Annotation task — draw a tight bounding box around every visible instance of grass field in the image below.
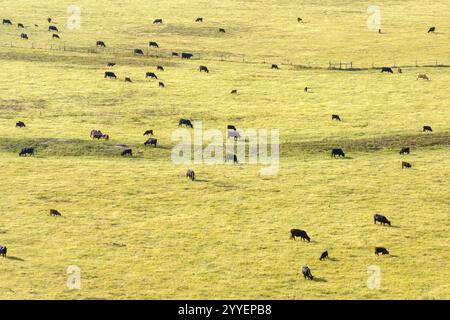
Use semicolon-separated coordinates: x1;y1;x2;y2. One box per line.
0;0;449;299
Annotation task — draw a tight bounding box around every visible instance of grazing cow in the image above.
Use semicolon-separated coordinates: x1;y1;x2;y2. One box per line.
331;148;345;158
181;52;193;59
121;149;132;157
399;147;410;155
423;125;433;132
290;229;311;242
226;153;238;164
332;114;341;121
153;19;163;24
428;26;435;33
230;89;237;94
219;28;226;33
374;214;391;226
90;129;102;138
50;209;62;217
49;25;58;32
0;246;7;258
149;41;159;48
19;147;34;156
402;161;412;169
319;251;329;261
156;65;164;71
297;17;303;23
227;130;241;140
375;247;389;256
134;49;144;56
96;41;106;47
2;19;12;25
107;62;116;67
199;65;209;73
104;71;117;79
52;34;60;39
302;266;314;280
227;125;236;131
159;82;165;88
172;52;179;57
271;64;279;69
146;72;158;79
195;17;203;22
417;73;430;80
20;33;28;40
381;67;393;73
144;138;157;147
179;119;193;128
18;23;24;28
16;121;26;128
92;131;109;140
186;169;195;181
47;18;52;23
143;130;154;136
125;77;132;83
304;87;308;92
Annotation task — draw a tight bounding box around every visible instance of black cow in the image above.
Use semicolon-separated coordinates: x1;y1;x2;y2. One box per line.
144;138;157;147
134;49;144;56
52;34;60;39
304;87;308;92
104;72;117;79
16;121;26;128
96;41;106;47
331;148;345;158
297;17;303;23
290;229;310;242
375;247;389;256
271;64;279;69
381;67;393;73
50;209;62;216
143;130;154;136
20;33;28;40
319;251;329;261
172;52;179;57
182;52;193;59
149;41;159;48
47;18;52;23
199;65;209;73
186;169;195;181
423;125;433;132
121;149;133;157
146;72;158;79
332;114;341;121
226;154;238;164
399;147;410;155
156;65;164;71
159;82;165;88
374;214;391;226
179;119;193;128
92;132;109;140
2;19;12;25
19;147;34;156
230;89;237;94
0;246;7;258
302;266;314;280
125;77;132;83
18;23;24;28
107;62;116;67
195;17;203;22
219;28;226;33
402;161;412;169
227;125;236;131
153;19;163;24
49;25;58;32
428;26;436;33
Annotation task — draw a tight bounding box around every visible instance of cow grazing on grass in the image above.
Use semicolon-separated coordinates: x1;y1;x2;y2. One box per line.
153;19;163;24
134;49;144;56
423;125;433;132
196;17;203;22
399;147;410;155
2;19;12;25
271;64;279;69
149;41;159;48
156;65;164;71
402;161;412;169
49;25;58;32
179;119;193;128
186;169;195;181
92;131;109;140
96;41;106;47
146;72;158;79
181;52;193;59
332;114;341;121
172;52;179;57
297;17;303;23
19;147;34;156
199;65;209;73
107;62;116;67
16;121;26;128
219;28;226;33
428;26;435;33
319;251;329;261
290;229;310;242
374;214;391;226
227;125;236;131
52;34;60;39
18;23;24;28
20;33;28;40
417;73;430;80
125;77;132;83
230;89;237;94
121;149;132;157
331;148;345;158
50;209;62;217
304;87;308;92
144;138;157;147
375;247;389;256
104;72;117;79
381;67;393;73
159;82;165;88
0;246;7;258
226;154;238;164
302;266;314;280
47;18;52;23
143;130;154;136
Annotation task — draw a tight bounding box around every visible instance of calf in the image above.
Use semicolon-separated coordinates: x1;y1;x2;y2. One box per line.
331;114;341;121
186;169;195;181
125;77;132;83
375;247;389;256
20;33;28;40
302;266;314;280
50;209;62;217
172;52;179;57
402;161;412;169
290;229;310;242
19;147;34;156
331;148;345;158
423;125;433;132
121;149;133;157
143;130;154;136
16;121;26;128
144;138;157;147
399;147;410;155
107;62;116;67
374;214;391;226
319;251;329;261
0;246;7;258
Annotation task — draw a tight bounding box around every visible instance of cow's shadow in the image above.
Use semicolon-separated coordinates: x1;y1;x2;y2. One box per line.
327;257;339;262
194;179;209;183
313;277;327;283
7;256;24;262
